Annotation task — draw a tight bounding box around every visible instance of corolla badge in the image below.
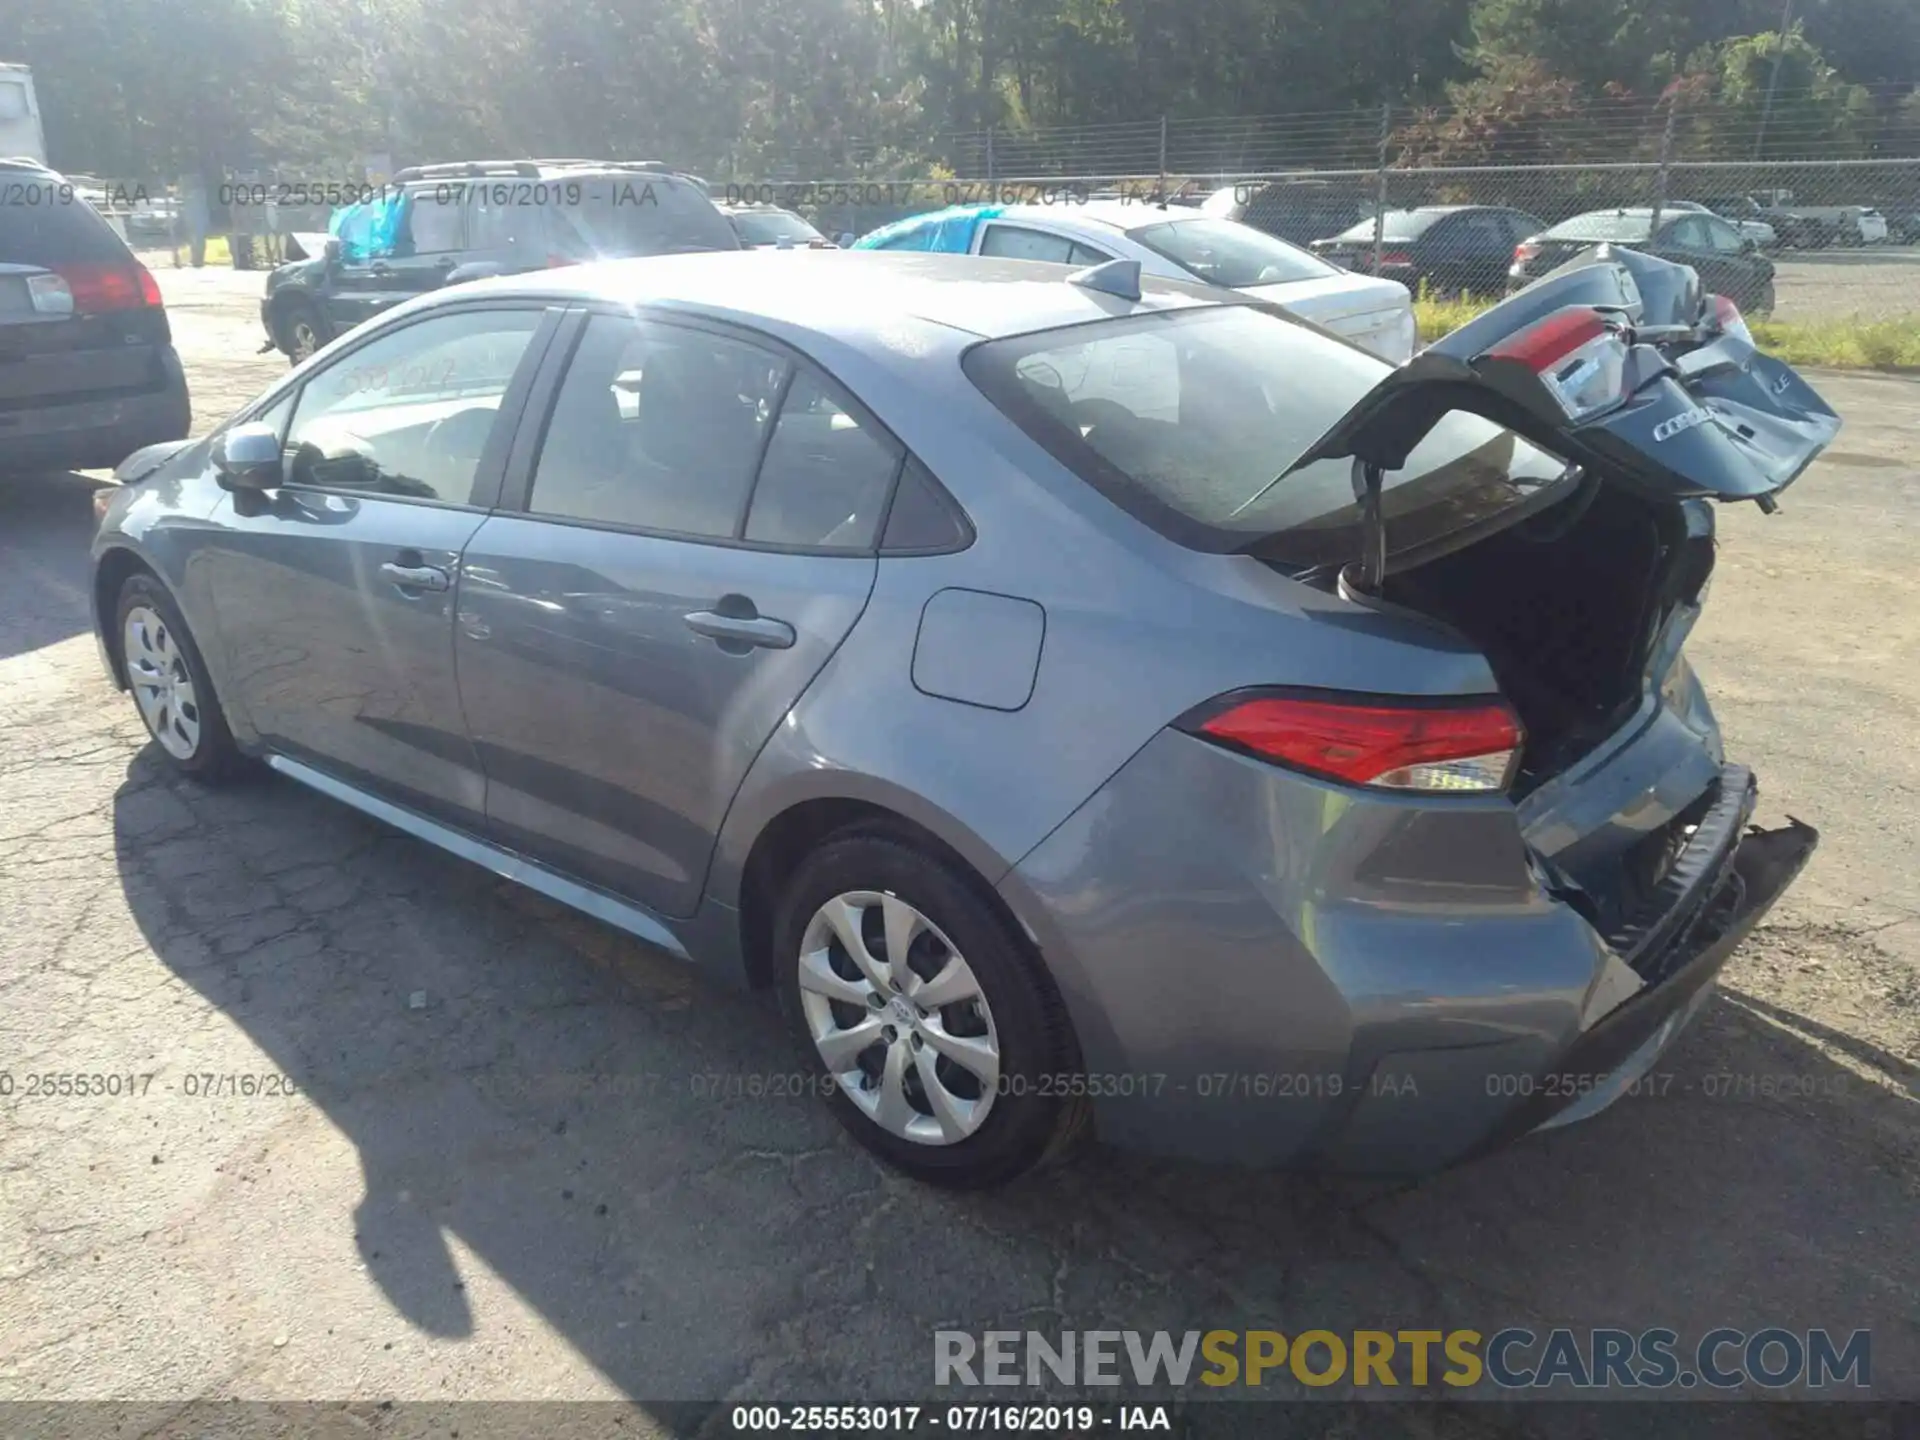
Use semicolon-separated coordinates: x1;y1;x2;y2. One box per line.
1652;407;1714;443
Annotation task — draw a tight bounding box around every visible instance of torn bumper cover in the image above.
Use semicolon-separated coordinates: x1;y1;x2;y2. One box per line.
1489;786;1818;1151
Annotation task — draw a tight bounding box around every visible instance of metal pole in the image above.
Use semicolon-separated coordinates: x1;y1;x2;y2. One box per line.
985;125;995;185
1754;0;1795;162
1652;94;1678;234
1158;115;1168;200
1373;102;1390;278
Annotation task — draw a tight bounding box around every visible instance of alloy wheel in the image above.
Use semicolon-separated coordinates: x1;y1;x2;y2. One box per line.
797;890;1000;1145
289;319;319;361
124;605;201;760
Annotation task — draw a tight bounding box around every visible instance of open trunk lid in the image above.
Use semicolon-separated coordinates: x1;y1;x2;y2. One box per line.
1283;245;1838;553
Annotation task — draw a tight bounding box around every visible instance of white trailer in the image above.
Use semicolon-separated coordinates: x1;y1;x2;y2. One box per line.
0;64;46;165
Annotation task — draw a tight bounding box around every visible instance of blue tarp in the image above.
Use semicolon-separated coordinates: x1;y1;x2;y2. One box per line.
851;205;1002;253
328;189;408;261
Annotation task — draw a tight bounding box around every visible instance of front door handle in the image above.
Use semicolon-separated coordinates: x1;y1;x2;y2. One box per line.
381;561;451;592
684;609;795;651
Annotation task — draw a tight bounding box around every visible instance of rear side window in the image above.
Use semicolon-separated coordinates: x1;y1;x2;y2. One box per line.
966;304;1568;566
1126;219;1334;287
405;190;465;254
0;183;132;266
552;178;740;258
528;313;788;537
744;370;902;550
1546;213;1655;243
1330;212;1440;244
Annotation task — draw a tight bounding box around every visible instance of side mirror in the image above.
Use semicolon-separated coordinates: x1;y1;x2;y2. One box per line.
212;421;283;490
322;235;342;268
1742;237;1758;254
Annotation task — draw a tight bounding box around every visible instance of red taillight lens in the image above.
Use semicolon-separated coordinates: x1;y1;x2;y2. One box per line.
1487;306;1630;422
1188;693;1524;793
1707;293;1752;347
1376;250;1414;268
52;262;156;312
1513;241;1541;265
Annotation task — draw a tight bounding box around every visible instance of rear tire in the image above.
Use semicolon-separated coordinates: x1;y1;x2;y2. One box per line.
1752;280;1777;318
774;830;1087;1188
114;573;243;783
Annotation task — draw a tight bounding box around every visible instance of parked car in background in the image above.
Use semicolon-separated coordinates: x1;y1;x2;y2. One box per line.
721;203;832;248
91;247;1825;1186
1887;208;1920;245
0;158;189;475
1850;207;1890;245
1667;200;1776;250
0;63;46;165
1197;179;1370;247
1511;208;1775;313
259;158;739;363
854;202;1416;361
1310;205;1546;296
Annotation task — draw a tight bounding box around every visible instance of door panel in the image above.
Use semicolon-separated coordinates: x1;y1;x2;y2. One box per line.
203;306;548;827
454;525;876;914
452;309;891;915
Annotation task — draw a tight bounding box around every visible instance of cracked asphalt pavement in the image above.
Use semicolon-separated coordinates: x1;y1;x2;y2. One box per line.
2;267;1917;1425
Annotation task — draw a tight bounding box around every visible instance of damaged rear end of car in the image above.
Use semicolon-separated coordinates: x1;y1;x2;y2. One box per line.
989;249;1825;1170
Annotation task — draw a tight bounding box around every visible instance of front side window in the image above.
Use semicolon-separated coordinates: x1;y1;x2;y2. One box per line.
551;178;740;259
528;314;789;538
1125;218;1335;287
282;309;540;501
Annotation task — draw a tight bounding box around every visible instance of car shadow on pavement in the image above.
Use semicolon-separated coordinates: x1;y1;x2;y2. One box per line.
0;470;110;662
109;746;1920;1406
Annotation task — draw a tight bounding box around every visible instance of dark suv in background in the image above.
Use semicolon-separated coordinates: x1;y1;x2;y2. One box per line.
1;158;191;474
260;159;739;361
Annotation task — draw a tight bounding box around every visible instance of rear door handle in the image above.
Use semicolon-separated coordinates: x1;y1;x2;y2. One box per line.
684;609;795;651
381;561;451;592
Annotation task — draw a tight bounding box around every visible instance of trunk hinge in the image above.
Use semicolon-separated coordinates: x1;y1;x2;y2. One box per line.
1350;457;1388;594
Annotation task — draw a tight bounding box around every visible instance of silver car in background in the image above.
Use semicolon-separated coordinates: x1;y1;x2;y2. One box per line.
93;249;1824;1187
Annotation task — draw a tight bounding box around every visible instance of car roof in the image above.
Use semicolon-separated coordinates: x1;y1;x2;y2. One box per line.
450;248;1229;341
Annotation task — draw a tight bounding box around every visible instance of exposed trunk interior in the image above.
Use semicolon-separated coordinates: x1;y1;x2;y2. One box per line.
1380;477;1713;791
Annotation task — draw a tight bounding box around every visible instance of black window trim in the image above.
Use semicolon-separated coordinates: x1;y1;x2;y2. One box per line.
223;299;564;513
495;301;973;557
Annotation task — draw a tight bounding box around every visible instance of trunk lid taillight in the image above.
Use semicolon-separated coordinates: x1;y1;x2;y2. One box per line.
1512;240;1541;266
1181;692;1524;794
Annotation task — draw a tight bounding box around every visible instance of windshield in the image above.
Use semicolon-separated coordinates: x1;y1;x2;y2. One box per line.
554;177;740;257
1327;211;1443;244
1126;218;1335;288
730;208;823;245
1546;212;1656;242
965;304;1570;567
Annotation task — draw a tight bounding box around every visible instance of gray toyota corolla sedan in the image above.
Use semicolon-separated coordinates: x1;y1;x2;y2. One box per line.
93;247;1827;1187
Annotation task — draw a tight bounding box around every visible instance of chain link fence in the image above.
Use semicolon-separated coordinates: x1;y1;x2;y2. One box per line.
728;87;1920;323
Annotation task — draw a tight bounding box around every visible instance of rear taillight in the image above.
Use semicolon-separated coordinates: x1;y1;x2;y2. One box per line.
1183;692;1524;794
49;261;160;313
1512;241;1541;266
1487;306;1630;423
1706;293;1752;347
1375;250;1414;268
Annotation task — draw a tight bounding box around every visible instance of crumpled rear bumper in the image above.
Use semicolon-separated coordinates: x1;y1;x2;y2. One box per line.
1481;810;1818;1151
999;727;1816;1172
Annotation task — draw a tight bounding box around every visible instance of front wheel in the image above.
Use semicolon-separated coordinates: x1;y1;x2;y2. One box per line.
273;296;330;365
115;572;243;781
774;831;1087;1187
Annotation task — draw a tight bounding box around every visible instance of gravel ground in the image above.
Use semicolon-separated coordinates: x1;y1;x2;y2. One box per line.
1770;247;1920;322
1;267;1916;1428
